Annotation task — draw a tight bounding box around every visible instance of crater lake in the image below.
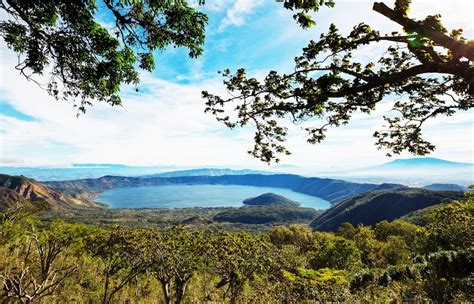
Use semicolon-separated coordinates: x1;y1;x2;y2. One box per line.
95;184;330;209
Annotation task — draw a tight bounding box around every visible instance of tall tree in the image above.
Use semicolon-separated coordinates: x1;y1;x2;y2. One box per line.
0;0;207;112
209;232;272;304
0;221;90;304
84;226;153;304
149;227;206;304
203;0;473;162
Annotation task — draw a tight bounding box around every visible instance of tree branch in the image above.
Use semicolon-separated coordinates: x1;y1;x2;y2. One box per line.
372;2;474;61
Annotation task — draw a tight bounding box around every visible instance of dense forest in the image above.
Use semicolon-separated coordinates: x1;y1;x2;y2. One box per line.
1;190;473;303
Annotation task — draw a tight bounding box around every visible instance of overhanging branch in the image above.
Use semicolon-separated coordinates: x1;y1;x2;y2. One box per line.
373;2;474;61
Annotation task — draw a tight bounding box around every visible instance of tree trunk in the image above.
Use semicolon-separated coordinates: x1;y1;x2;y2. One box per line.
159;279;172;304
102;273;110;304
174;279;188;304
229;281;240;304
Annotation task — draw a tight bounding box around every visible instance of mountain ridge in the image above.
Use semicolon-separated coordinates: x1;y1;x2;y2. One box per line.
422;183;467;191
142;168;275;178
0;174;102;210
310;188;465;231
375;157;473;169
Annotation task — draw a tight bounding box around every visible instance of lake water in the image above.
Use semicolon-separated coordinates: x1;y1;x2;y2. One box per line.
95;184;330;210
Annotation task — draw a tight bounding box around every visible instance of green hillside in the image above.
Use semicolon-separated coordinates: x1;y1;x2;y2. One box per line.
213;204;319;224
311;188;465;231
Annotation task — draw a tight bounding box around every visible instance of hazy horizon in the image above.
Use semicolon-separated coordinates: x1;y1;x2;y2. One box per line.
1;157;473;186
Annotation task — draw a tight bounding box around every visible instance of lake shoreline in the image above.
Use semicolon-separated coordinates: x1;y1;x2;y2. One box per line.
94;184;331;210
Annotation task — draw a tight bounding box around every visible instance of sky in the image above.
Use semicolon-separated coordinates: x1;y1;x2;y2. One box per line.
0;0;473;170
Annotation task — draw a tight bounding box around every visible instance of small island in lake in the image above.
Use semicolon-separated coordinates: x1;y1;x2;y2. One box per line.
243;193;300;206
213;193;317;225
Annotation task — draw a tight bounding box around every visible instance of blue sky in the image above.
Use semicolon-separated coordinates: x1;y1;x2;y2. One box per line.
0;101;38;122
0;0;473;169
143;0;318;85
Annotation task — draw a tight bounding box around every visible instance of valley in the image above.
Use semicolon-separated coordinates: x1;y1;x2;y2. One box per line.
0;169;469;231
44;173;378;204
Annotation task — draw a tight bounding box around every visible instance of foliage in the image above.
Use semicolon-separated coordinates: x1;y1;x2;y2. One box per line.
204;1;474;162
0;0;207;112
310;234;362;271
353;225;382;266
422;248;474;302
278;0;335;29
0;219;92;303
84;226;153;304
280;267;350;301
268;224;315;250
427;196;474;251
207;231;273;304
148;227;207;304
1;197;473;302
336;222;356;239
375;219;427;254
380;235;411;265
375;219;421;242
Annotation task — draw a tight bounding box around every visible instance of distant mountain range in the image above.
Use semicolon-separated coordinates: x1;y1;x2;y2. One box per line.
1;156;470;219
2;157;472;185
142;168;274;178
0;166;277;181
71;163;130;168
325;157;473;186
374;157;473;169
0;165;181;181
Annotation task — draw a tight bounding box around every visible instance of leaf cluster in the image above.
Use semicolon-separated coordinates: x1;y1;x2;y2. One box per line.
0;0;207;112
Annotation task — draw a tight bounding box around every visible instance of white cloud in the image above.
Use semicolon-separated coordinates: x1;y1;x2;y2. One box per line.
0;46;263;167
218;0;263;31
203;0;228;12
